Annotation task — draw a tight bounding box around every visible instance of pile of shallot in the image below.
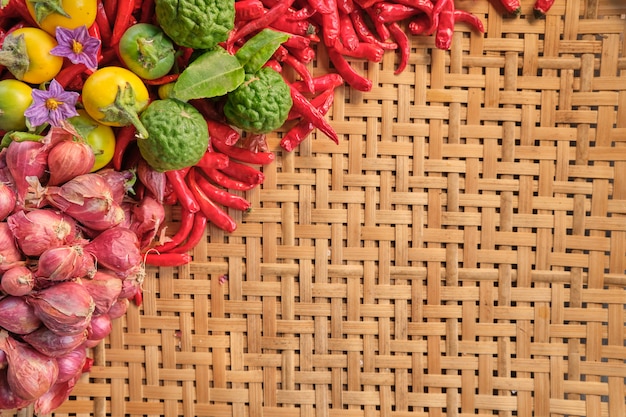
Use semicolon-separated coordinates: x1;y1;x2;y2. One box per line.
0;126;166;413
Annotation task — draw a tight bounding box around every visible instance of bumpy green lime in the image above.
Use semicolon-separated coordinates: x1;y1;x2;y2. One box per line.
223;67;292;134
155;0;234;50
138;99;208;172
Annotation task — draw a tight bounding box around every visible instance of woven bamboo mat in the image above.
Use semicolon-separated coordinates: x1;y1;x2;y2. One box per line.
14;0;626;416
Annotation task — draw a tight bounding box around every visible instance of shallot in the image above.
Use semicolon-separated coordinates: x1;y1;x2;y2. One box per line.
0;331;59;401
36;245;94;282
4;140;49;207
0;264;33;296
0;222;24;271
27;281;95;336
85;226;142;273
22;327;87;358
6;209;78;257
47;139;96;186
0;183;16;221
0;296;42;335
45;173;126;231
81;270;124;315
55;347;88;383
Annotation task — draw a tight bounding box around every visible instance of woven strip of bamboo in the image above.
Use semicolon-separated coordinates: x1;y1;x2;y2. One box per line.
13;0;626;416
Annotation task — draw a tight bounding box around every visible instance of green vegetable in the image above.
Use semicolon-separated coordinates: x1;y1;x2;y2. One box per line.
118;23;176;80
235;29;289;74
223;67;292;134
154;0;234;49
172;47;244;102
137;98;209;172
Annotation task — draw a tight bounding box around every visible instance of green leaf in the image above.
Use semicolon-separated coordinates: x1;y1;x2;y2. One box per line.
172;47;245;102
235;29;289;74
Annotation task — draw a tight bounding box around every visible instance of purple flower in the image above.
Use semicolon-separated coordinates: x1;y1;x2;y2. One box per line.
24;80;79;128
50;25;100;70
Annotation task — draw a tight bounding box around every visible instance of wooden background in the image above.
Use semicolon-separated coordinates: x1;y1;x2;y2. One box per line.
14;0;626;415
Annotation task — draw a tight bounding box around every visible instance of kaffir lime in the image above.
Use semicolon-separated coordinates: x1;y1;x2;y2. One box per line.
137;98;208;172
223;67;292;134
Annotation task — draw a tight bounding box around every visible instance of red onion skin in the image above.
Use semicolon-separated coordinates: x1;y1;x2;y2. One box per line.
35;245;95;282
84;226;142;273
1;264;34;296
27;281;95;336
6;209;79;257
22;327;87;358
55;347;87;383
0;332;59;401
129;195;166;250
0;295;42;334
137;158;166;203
0;222;24;272
46;173;126;231
81;270;123;315
47;140;95;186
96;168;136;205
87;313;112;342
0;368;31;410
107;297;129;320
34;377;78;415
5;140;49;208
0;183;16;221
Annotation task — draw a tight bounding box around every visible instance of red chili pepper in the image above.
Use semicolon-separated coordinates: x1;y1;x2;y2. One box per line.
281;88;335;152
349;9;398;50
306;0;333;14
235;0;266;20
170;211;208;253
112;125;136;171
284;45;316;64
533;0;555;18
187;170;238;233
386;0;433;16
321;0;341;48
229;0;295;48
139;0;155;23
270;17;313;37
287;86;336;120
339;11;360;51
280;50;315;93
498;0;521;16
96;0;113;47
132;289;143;306
372;2;423;22
326;46;373;92
143;73;179;85
206;120;240;146
144;252;193;267
332;40;385;62
201;167;259;191
196;151;230;170
104;0;118;23
211;136;276;165
283;33;312;50
193;168;252;212
353;0;379;8
219;160;265;186
454;10;484;33
337;0;354;14
264;58;283;72
2;0;36;26
289;83;340;142
111;0;135;45
435;0;455;50
364;6;391;41
290;73;344;94
56;63;88;88
408;13;431;35
285;4;316;20
388;22;409;75
152;209;195;253
165;169;200;214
